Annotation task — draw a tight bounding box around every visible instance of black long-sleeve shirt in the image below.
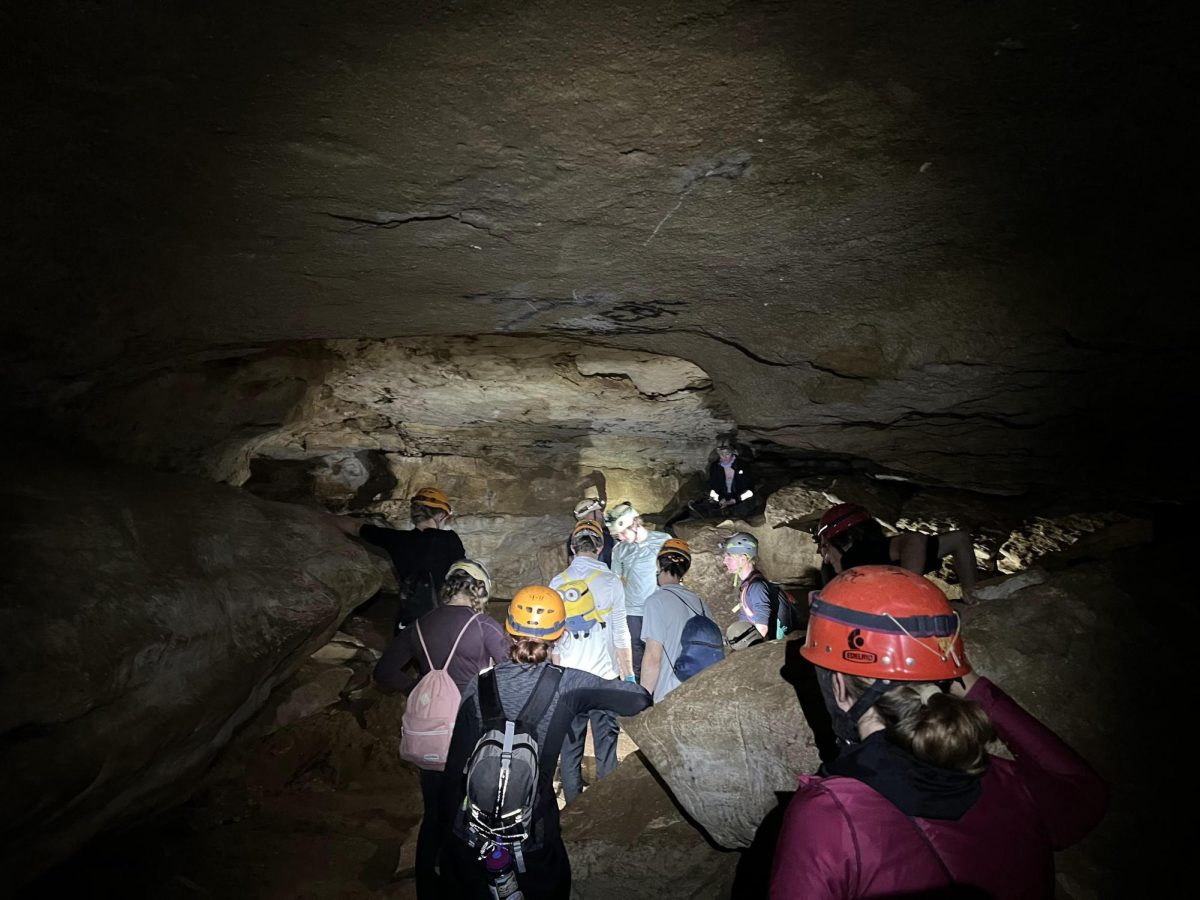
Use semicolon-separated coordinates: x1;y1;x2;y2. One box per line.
358;523;466;590
440;662;651;850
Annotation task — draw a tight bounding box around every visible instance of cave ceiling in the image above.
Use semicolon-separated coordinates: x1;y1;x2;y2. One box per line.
3;0;1191;499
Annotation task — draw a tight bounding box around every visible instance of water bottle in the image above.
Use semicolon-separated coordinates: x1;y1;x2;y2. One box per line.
484;845;525;900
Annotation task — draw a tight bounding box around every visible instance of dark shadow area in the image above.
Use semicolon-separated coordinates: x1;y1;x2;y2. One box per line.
779;637;840;767
731;789;794;898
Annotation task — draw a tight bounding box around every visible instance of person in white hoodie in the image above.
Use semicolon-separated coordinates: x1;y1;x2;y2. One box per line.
549;519;634;803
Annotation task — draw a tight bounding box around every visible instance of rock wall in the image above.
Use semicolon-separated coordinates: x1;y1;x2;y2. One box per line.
0;451;382;892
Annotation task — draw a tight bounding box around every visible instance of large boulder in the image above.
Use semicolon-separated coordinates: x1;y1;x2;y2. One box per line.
622;638;821;849
0;452;382;892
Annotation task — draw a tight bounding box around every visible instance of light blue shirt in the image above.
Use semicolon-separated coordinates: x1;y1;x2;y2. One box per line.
611;530;670;616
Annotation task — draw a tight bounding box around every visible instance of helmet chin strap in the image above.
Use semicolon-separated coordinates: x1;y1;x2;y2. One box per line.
844;679;893;734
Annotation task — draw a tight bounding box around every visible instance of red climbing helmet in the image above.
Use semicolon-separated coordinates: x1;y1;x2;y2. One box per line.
816;502;871;545
801;566;969;681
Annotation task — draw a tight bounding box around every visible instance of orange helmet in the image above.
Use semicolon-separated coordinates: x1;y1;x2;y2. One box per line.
801;566;968;681
816;502;870;546
506;585;566;641
411;486;453;516
571;519;604;544
657;538;692;565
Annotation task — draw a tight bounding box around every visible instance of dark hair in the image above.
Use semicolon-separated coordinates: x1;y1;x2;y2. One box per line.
845;675;994;776
508;638;551;665
439;569;489;612
571;532;603;555
657;555;691;579
829;518;886;553
410;503;444;526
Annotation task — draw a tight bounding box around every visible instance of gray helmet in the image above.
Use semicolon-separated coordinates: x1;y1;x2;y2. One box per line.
573;497;606;519
726;620;763;651
719;531;758;557
606;501;639;533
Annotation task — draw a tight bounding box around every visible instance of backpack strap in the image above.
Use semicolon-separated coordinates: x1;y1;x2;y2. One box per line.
443;612;482;671
663;585;706;620
661;586;709;678
515;664;563;731
739;571;764;617
478;667;504;727
740;572;786;638
415;612;482;672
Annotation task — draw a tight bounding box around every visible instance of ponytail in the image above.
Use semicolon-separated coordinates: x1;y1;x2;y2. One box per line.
509;638;552;665
846;676;993;775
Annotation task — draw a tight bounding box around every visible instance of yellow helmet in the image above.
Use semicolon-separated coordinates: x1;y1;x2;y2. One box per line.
411;486;453;516
506;586;566;641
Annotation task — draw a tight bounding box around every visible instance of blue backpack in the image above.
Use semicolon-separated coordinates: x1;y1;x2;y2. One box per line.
664;587;725;682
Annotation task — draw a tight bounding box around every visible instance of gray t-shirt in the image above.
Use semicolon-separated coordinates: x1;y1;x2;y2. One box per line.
640;584;715;703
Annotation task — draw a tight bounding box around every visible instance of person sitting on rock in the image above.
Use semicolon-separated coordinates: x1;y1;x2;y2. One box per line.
640;539;719;702
665;435;758;532
372;560;508;899
771;566;1107;899
608;501;671;679
695;435;758;518
815;502;980;603
335;486;466;628
564;496;614;567
721;531;772;642
440;586;651;900
549;519;633;804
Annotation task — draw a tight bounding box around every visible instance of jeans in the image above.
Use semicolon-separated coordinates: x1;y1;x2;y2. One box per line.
559;707;620;803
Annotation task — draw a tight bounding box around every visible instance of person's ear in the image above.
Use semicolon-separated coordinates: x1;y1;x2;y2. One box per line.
833;672;852;711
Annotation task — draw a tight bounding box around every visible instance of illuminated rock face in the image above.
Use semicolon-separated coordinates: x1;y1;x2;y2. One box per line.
0;452;382;893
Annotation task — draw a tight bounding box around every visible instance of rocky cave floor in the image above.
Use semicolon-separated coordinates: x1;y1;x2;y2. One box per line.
20;600;652;900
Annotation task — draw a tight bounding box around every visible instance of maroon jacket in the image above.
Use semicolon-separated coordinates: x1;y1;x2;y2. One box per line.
770;677;1108;899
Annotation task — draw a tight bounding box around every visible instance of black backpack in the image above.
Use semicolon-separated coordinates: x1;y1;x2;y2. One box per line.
460;665;563;870
663;587;724;682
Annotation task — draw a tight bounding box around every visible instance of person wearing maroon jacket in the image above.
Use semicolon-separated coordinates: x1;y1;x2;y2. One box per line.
771;566;1107;900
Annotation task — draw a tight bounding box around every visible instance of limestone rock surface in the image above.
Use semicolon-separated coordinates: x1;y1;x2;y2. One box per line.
563;751;737;900
0;452;382;892
622;638;820;849
6;2;1191;501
